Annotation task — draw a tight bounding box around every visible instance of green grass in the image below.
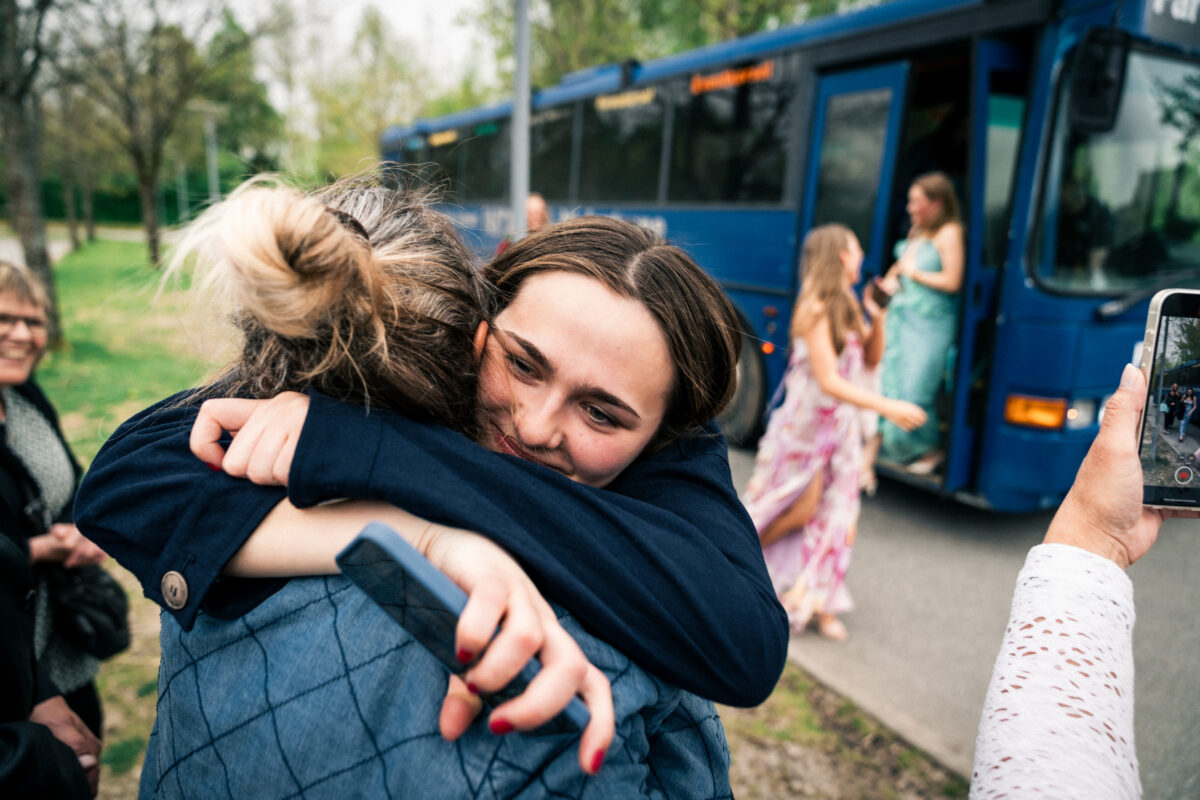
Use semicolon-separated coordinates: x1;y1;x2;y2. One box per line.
99;735;147;775
34;238;218;798
37;240;215;463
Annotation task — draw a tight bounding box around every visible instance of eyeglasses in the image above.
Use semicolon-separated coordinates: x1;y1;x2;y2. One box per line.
0;313;48;336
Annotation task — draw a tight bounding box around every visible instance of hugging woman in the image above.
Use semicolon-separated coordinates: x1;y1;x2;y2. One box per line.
75;175;788;798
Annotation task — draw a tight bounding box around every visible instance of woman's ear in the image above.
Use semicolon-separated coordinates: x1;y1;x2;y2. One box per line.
473;321;489;364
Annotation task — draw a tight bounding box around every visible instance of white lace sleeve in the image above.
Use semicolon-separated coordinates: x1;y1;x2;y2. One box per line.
971;543;1140;799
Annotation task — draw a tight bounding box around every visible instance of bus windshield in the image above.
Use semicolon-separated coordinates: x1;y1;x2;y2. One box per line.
1036;49;1200;293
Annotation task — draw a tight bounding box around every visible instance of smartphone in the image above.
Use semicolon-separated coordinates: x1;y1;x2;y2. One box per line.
336;522;590;733
1138;288;1200;508
868;277;893;308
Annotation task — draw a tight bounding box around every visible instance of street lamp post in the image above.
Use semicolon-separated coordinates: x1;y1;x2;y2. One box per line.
510;0;531;240
185;99;227;203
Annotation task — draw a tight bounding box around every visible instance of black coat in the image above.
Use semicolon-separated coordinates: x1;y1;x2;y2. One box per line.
0;380;89;797
0;526;89;798
0;380;83;547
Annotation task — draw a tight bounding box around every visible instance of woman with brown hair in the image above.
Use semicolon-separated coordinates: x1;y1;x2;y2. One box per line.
76;178;786;797
877;171;965;474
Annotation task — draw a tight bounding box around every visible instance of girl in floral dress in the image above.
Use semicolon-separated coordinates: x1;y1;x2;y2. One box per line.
744;225;925;640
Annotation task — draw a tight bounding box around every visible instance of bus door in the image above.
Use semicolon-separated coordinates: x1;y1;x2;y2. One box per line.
944;39;1031;493
799;62;910;285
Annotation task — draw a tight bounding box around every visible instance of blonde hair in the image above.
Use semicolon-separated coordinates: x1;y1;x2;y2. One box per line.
789;224;864;353
0;260;51;311
169;174;486;433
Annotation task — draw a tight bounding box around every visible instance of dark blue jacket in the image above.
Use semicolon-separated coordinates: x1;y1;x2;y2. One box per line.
75;390;788;707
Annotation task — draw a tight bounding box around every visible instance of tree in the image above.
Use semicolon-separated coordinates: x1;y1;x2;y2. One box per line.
204;10;282;173
61;1;255;266
477;0;827;89
0;0;60;336
309;5;429;178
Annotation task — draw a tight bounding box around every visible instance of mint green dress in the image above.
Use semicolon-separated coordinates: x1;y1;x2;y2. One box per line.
880;238;958;463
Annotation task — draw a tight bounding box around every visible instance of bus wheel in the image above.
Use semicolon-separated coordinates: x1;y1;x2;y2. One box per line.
717;333;766;447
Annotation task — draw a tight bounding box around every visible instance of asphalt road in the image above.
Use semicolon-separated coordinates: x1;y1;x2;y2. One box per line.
727;447;1200;798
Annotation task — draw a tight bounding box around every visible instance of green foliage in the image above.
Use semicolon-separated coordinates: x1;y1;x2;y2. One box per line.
199;11;284;173
1167;317;1200;369
310;5;429;178
477;0;845;90
37;240;213;463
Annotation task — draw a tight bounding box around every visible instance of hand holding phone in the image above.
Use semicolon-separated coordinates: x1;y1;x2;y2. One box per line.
868;276;893;309
1138;289;1200;509
336;523;592;733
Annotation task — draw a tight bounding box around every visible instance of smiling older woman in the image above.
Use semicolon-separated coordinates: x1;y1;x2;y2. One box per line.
0;260;106;791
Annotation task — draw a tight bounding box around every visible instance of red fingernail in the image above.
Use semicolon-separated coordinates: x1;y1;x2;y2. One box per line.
591;749;606;774
206;462;222;472
466;682;479;695
456;648;474;664
489;718;513;735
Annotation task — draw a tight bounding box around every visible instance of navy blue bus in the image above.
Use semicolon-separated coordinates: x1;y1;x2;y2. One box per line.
381;0;1200;511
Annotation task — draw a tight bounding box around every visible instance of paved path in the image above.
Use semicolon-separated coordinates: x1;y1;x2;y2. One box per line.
728;446;1200;798
0;238;72;266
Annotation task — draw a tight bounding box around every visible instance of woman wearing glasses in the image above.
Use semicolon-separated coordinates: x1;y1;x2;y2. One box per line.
0;261;107;791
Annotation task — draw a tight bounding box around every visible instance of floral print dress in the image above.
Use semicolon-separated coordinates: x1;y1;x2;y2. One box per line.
743;333;864;632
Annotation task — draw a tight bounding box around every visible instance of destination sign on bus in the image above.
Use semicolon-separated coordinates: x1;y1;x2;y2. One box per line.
690;59;774;95
1145;0;1200;48
428;129;458;147
594;87;657;112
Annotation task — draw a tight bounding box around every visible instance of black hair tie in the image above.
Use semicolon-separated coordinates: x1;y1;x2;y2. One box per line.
328;207;370;244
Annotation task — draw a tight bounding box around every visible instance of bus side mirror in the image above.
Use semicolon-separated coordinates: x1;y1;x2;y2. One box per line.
1068;28;1131;134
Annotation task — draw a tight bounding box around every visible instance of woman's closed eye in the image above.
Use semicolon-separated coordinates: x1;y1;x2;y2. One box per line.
506;353;539;380
584;404;619;428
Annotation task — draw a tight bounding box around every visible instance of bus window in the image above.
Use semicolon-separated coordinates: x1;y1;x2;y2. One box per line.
578;87;663;202
810;87;894;247
530;105;574;201
459;120;509;201
427;129;464;197
668;59;792;204
1036;50;1200;293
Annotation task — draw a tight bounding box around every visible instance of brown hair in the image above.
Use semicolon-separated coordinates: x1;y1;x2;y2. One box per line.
911;171;962;235
789;224;864;353
0;260;51;312
168;174;485;434
483;216;741;447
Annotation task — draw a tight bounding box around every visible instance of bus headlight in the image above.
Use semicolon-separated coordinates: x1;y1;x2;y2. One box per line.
1065;399;1097;430
1004;395;1067;429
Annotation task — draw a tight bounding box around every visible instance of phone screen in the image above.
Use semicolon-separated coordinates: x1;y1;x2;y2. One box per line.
1140;289;1200;507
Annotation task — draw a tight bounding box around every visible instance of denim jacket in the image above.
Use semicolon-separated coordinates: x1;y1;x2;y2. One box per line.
141;575;732;800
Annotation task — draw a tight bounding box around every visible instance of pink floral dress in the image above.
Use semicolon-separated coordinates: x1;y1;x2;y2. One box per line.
743;333;864;632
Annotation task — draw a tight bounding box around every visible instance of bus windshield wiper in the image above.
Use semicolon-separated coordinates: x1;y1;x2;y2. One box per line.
1095;267;1200;320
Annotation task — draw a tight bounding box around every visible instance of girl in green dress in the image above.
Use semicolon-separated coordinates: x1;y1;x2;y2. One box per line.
877;172;964;474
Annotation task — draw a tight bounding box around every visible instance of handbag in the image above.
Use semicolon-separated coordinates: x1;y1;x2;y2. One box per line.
45;564;131;659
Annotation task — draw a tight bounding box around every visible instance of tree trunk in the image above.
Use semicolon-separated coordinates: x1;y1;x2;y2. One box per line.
63;174;80;251
80;161;96;242
137;174;161;267
1;91;62;343
60;94;81;251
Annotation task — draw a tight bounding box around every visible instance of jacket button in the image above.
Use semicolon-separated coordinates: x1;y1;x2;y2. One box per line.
161;571;189;610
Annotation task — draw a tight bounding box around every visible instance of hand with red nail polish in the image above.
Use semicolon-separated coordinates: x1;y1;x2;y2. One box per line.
426;528;615;773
